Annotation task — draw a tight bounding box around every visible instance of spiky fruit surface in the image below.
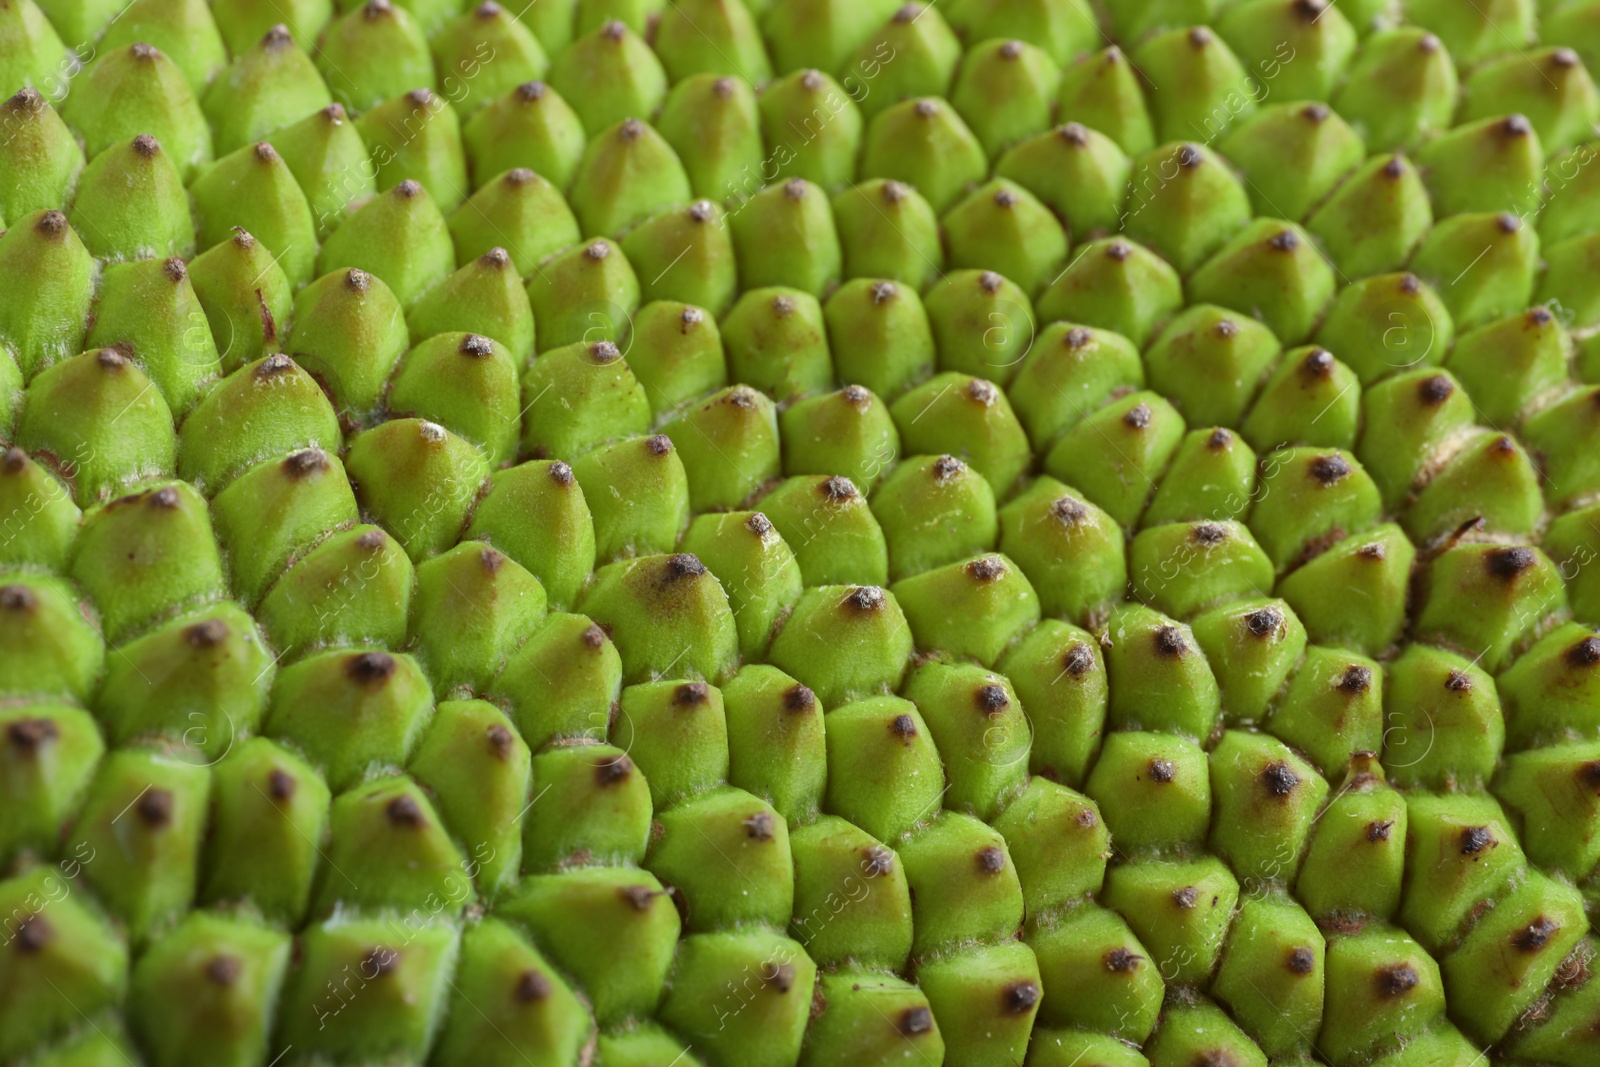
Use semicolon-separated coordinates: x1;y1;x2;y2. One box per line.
1;3;1599;1066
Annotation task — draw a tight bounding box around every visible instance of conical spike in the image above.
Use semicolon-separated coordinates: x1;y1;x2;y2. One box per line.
463;79;588;193
315;0;435;113
64;43;212;180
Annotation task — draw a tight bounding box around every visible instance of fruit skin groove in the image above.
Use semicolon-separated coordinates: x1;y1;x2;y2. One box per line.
1;2;1599;1066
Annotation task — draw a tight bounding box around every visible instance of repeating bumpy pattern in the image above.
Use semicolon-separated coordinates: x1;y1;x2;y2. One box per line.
2;0;1600;1064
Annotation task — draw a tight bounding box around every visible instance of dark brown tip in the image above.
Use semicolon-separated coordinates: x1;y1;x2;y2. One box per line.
1445;670;1473;693
890;712;918;739
914;98;939;118
1301;102;1330;123
1003;980;1039;1014
1063;644;1095;677
1106;241;1131;261
847;586;886;612
620;117;644;141
485;723;514;759
1567;635;1600;667
6;717;58;752
346;651;397;685
1376;963;1420;998
862;846;894;876
743;811;776;841
1244;607;1282;637
821;476;858;502
1302;349;1335;379
664;554;706;583
547;460;574;486
1268;229;1300;253
1262;761;1301;797
582;623;606;649
360;946;398;975
1367;819;1394;842
6;86;44;112
184;618;227;649
965;556;1005;582
267;768;295;801
1502;114;1531;137
975;684;1009;715
0;447;23;474
711;76;735;99
1192;523;1227;546
394;179;422;200
1486;546;1536;580
993;186;1018;208
646;434;673;456
150;486;181;510
205;955;242;986
897;1006;934;1035
620;884;656;911
595;754;633;786
601;19;626;40
1459;826;1496;855
137;788;173;828
1105;947;1142;973
1340;665;1373;693
1172;885;1199;909
514;968;551;1002
1154;626;1186;656
1123;403;1151;429
932;455;965;480
977;271;1003;294
1382;156;1406;179
784;685;816;713
1188;26;1212;46
386;793;423;826
14;914;51;953
1143;754;1179;784
1512;916;1560;953
745;512;774;538
1309;454;1351;485
966;378;998;404
976;845;1006;874
1418;374;1454;405
673;681;710;706
459;334;494;358
1496;212;1520;234
1419;33;1441;53
0;584;37;612
1059;121;1089;145
1287;947;1316;975
38;209;72;238
355;529;387;551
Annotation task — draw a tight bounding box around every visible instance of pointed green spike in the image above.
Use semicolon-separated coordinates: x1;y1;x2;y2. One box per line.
1056;45;1154;156
658;930;816;1067
431;918;593;1065
654;0;770;84
525;237;639;352
268;104;374;239
176;355;341;493
729;179;841;296
69;481;223;643
596;1023;707;1067
1291;754;1404;919
1129;520;1274;619
997;477;1125;623
406;698;530;892
0;867;127;1062
466;460;596;609
949;37;1060;159
316;0;435;112
129;912;291;1067
0;209;93;378
462;80;586;192
721;286;833;400
1132;26;1255;145
355;88;469;211
1305;152;1433;278
899;811;1024;954
1240;346;1361;452
1219;102;1364;221
1145;997;1267;1067
344;418;491;560
890;373;1032;494
1250;447;1380;570
202;24;330;156
622;300;726;415
17;348;176;506
1315;272;1452;386
0;575;103;702
519;340;650;459
316;179;455;307
790;821;912;972
1218;0;1357;101
843;3;962;122
608;678;729;802
859;96;989;213
64;43;212;179
521;741;650;868
211;448;359;605
1043;391;1187;527
275;916;459;1062
1538;232;1600;328
407;248;537;364
1029;1031;1149;1067
285;267;410;418
1499;623;1600;749
768;588;913;708
1143;426;1257;526
448;167;579;277
1445;306;1568;425
942;180;1068;297
1544;503;1600;623
659;388;784;508
491;611;620;747
1333;28;1459;153
573;0;666;38
95;603;273;760
1188;220;1337;345
84;258;217;418
1102;602;1222;737
996;122;1130;242
646;785;793;929
830;180;943;290
655;74;762;204
916;942;1042;1067
1145;304;1280;428
1036;238;1183;348
0;702;102;866
619;201;736;315
254;523;414;655
569;118;693;238
1263;646;1382;777
1416;113;1544;218
1276;522;1414;655
570;435;690;560
0;89;84;222
759;474;887;585
1523;384;1600;509
1408;0;1532;66
820;699;941;837
1398;793;1524;956
680;511;801;660
67;749;211;942
1462;47;1600;155
761;0;886;75
900;661;1029;817
822;278;935;399
264;649;431;789
190;141;317;287
870;453;997;581
0;0;70;104
389;333;522;466
1106;0;1219;40
892;553;1041;665
1008;322;1144;448
946;0;1097;66
548;20;667;134
1026;905;1163;1042
1403;430;1543;543
210;0;333;54
779;385;897;489
69;135;195;261
993;776;1106;917
1103;856;1240;984
759;68;863;191
1416;541;1565;675
0;448;81;570
920;269;1033;383
431;3;549;118
1211;729;1330;880
1190;597;1306;723
1121;141;1252;274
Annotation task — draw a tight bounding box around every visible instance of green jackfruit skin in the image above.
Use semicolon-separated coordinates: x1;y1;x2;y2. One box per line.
3;4;1600;1066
